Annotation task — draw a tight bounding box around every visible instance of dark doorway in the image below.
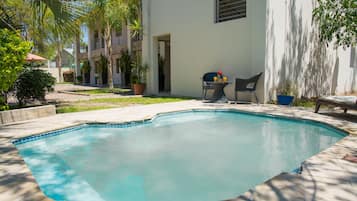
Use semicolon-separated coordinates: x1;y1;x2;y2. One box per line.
100;55;108;85
158;35;171;93
102;65;108;85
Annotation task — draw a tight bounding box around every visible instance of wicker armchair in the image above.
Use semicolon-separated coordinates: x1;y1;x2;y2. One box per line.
234;72;262;103
201;72;218;99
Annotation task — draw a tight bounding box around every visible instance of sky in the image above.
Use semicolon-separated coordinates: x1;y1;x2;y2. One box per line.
81;25;89;45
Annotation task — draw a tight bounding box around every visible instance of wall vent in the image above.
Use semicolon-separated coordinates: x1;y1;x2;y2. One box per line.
215;0;246;23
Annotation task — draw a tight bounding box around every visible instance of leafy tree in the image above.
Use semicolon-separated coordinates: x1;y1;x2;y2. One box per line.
86;0;141;89
14;68;56;105
26;1;87;81
1;0;88;76
0;28;31;107
0;2;24;30
43;13;80;82
0;0;87;34
313;0;357;47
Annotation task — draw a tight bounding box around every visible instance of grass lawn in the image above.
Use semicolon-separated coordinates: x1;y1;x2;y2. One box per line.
57;82;74;85
56;96;191;113
74;88;132;95
293;99;316;108
269;98;317;108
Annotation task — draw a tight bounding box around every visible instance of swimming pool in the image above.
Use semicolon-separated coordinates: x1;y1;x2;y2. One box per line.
15;110;345;201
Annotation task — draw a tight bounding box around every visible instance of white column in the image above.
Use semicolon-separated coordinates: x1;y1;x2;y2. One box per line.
142;0;158;94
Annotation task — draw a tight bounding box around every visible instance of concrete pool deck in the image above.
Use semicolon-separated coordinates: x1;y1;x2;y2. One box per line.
0;100;356;201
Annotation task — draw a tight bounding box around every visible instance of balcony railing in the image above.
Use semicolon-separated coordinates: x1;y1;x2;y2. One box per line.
132;33;143;42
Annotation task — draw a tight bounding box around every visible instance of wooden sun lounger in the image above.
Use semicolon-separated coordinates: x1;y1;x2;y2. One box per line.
315;96;357;113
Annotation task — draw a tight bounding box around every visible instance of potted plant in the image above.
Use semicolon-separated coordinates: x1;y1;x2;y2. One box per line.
131;62;149;95
277;82;296;105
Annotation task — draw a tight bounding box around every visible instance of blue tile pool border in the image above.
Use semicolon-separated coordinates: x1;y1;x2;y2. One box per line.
12;109;348;146
12;124;88;145
12;120;152;145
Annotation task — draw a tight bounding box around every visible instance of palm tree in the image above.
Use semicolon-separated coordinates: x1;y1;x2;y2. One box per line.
30;1;87;82
1;0;88;82
2;0;141;86
29;0;88;35
45;19;78;82
86;0;140;89
1;0;87;33
0;4;21;30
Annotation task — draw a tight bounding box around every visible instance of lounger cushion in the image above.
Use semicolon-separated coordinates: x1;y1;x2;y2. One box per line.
319;96;357;107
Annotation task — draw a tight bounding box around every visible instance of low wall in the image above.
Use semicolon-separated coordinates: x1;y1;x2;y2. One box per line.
0;105;56;125
39;67;72;83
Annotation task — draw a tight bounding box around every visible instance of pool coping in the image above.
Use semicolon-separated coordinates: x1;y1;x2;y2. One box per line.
12;108;348;145
1;101;357;201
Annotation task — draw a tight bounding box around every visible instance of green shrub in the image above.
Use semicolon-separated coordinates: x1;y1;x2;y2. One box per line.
76;75;83;83
276;82;297;96
293;98;316;108
15;69;56;105
131;62;149;84
313;0;356;48
0;96;9;111
0;29;32;108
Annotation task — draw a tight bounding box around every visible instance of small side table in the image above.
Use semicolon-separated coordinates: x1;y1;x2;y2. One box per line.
206;81;231;103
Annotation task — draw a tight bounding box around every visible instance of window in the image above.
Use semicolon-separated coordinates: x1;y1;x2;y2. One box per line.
115;28;122;37
94;30;99;49
215;0;246;23
116;58;120;74
94;30;99;39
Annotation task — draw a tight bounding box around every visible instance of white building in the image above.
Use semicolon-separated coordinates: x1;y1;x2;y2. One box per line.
79;25;142;87
141;0;357;102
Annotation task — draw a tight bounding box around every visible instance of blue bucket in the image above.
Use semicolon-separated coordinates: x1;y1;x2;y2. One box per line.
277;95;294;105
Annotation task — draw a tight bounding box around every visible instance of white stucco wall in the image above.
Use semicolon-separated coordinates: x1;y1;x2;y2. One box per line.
265;0;357;101
40;67;72;83
142;0;267;100
143;0;356;101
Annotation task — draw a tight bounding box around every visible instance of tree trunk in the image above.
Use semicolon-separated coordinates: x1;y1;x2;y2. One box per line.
56;47;63;83
126;19;132;53
104;22;114;89
74;32;81;83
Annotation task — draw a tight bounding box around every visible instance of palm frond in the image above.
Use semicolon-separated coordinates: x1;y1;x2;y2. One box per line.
0;4;23;31
29;0;90;37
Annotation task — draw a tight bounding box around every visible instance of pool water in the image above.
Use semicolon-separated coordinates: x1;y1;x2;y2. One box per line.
16;111;345;201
